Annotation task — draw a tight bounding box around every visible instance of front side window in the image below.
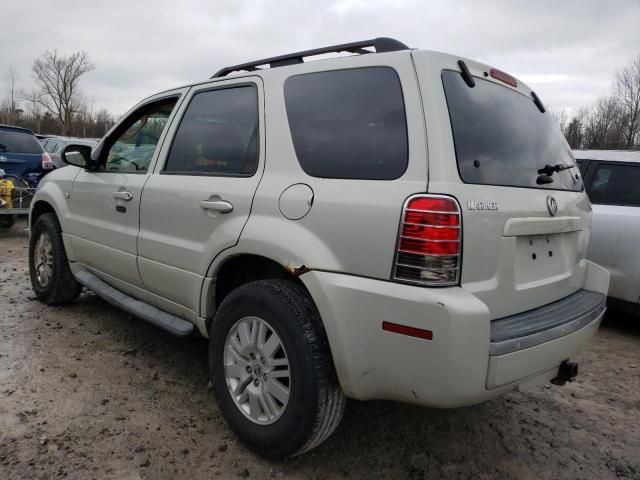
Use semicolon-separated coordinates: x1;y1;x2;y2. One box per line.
589;163;640;206
103;99;177;172
284;67;408;180
442;71;582;192
164;86;259;175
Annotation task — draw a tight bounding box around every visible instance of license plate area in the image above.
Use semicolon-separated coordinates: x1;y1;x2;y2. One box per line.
514;234;575;286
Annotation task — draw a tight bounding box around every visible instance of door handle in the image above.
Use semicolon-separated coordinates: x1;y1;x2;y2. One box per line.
113;190;133;201
199;200;233;213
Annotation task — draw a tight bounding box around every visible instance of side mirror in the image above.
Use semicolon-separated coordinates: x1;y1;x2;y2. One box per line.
61;144;94;169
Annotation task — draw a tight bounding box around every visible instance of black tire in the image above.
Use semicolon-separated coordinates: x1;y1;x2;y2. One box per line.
29;213;82;305
0;215;16;229
209;279;346;459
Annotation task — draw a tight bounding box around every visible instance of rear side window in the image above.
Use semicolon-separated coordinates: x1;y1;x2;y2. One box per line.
0;129;43;154
164;86;259;176
589;163;640;206
284;67;408;180
442;71;582;192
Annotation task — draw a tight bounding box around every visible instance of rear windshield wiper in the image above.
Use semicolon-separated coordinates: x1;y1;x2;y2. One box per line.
536;163;575;185
537;163;575;176
0;143;7;151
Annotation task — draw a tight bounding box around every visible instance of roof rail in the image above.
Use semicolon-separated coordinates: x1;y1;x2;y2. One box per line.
211;37;409;78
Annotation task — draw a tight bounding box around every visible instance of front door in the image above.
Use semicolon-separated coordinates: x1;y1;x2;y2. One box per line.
137;77;264;313
67;93;184;288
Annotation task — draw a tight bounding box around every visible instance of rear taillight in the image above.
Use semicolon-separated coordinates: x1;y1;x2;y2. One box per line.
42;152;53;170
393;194;462;286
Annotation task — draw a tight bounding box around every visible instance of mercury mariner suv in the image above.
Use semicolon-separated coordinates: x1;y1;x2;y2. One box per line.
28;38;610;458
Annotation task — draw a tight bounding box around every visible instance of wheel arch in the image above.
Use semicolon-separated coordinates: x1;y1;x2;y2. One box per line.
30;200;58;229
202;253;313;333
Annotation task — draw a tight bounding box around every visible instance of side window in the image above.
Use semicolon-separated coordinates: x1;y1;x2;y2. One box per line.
103;98;177;172
44;140;59;154
589;163;640;206
576;159;588;176
284;67;408;180
164;86;259;175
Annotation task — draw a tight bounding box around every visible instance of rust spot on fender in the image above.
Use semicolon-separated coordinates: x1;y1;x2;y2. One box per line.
286;264;311;277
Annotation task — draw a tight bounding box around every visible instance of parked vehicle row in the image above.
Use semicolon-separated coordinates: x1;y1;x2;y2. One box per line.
27;38;610;458
0;128;98;229
0;125;53;228
40;136;98;169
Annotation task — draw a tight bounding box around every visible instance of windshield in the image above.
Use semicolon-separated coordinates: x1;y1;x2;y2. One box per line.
442;70;582;192
0;129;43;154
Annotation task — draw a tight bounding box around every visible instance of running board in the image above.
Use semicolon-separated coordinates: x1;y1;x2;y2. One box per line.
74;270;194;337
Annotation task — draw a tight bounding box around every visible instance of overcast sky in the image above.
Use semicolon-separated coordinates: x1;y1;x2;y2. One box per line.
2;0;639;117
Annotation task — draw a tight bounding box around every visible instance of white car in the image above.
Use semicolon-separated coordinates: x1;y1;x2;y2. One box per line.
574;150;640;315
27;38;609;458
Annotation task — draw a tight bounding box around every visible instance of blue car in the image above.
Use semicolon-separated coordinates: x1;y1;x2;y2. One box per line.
0;124;53;181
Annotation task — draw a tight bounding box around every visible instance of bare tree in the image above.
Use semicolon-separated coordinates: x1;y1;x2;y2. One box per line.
31;50;95;135
550;107;569;133
20;88;43;133
615;54;640;148
1;66;19;124
564;108;589;149
583;95;626;149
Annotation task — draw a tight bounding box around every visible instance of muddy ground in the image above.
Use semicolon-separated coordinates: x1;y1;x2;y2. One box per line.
0;219;639;480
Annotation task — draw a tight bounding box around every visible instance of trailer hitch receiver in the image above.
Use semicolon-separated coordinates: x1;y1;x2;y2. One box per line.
551;360;579;386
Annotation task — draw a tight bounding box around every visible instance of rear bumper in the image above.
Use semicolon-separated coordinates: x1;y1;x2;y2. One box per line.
301;260;609;408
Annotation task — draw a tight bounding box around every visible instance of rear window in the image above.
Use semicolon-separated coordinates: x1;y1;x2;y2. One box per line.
588;163;640;207
284;67;408;180
442;71;582;192
0;129;43;154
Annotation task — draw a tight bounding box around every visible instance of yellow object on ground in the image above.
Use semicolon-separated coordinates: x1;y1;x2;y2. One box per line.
0;178;14;209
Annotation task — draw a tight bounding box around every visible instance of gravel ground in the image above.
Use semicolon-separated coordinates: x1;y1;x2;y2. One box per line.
1;219;639;480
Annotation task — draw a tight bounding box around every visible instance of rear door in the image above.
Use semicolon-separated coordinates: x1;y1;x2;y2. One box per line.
137;77;264;312
0;128;43;177
585;161;640;303
413;51;591;319
67;92;185;289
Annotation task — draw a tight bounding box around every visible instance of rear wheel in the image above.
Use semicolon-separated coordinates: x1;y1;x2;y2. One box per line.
209;279;346;458
29;213;82;304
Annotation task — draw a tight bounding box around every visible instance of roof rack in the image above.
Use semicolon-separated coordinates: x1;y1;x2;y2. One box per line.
211;37;409;78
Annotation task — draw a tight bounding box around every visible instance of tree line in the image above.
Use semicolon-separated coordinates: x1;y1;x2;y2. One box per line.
0;50;115;139
553;53;640;151
3;49;639;149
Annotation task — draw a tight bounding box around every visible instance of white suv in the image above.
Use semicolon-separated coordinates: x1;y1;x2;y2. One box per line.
28;38;609;458
574;149;640;315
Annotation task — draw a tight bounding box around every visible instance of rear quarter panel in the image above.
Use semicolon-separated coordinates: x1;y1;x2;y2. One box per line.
218;51;428;280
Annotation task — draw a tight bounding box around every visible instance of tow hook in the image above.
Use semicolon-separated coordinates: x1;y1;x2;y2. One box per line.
551;360;579;386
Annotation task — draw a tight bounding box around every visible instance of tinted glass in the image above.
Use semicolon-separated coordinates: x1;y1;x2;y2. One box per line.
104;99;176;172
576;159;588;176
588;163;640;206
0;129;43;154
442;71;582;192
284;67;408;180
165;86;258;175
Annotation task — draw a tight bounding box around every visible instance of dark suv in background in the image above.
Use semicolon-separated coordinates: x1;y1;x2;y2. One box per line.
0;125;53;178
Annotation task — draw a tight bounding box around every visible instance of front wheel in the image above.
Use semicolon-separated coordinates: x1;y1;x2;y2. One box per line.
209;279;346;458
29;213;82;304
